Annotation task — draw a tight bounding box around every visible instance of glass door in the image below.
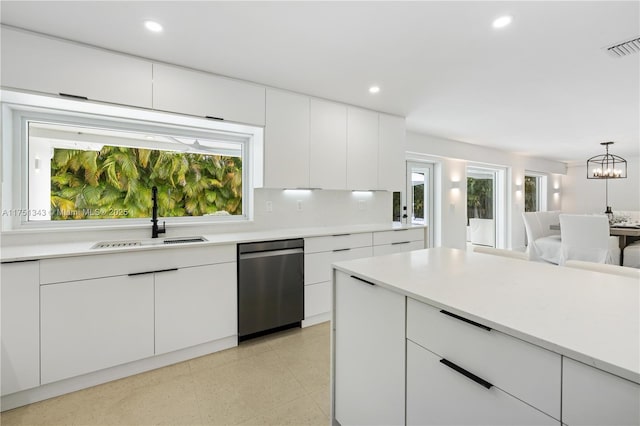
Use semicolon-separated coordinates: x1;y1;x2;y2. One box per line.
407;162;434;247
466;167;497;247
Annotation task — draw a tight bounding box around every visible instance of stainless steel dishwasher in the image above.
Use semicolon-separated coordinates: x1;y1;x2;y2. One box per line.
237;239;304;341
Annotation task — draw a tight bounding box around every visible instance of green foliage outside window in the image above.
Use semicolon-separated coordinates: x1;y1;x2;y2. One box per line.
524;176;538;212
467;177;493;222
50;146;242;220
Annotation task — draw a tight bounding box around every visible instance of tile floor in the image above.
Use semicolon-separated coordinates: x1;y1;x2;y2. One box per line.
1;322;331;426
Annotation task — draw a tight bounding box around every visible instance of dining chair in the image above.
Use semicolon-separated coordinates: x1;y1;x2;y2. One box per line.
558;214;620;265
522;211;562;264
564;260;640;279
473;245;528;261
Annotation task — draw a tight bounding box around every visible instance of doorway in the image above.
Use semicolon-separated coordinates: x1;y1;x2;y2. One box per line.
466;165;506;248
407;161;435;247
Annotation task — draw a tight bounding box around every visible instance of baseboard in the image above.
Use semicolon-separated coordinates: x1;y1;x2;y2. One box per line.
1;335;237;412
302;312;330;327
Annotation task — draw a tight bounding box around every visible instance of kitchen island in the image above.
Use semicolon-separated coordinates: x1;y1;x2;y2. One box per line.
331;247;640;426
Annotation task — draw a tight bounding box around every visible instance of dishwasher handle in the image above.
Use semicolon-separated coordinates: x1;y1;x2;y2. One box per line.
239;247;303;260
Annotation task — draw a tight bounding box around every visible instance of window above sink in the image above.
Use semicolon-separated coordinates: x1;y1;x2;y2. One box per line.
1;91;264;232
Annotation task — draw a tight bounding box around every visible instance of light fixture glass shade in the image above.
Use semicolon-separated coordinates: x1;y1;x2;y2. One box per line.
587;142;627;179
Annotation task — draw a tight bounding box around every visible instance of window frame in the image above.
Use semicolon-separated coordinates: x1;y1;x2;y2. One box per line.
524;172;548;212
1;90;264;232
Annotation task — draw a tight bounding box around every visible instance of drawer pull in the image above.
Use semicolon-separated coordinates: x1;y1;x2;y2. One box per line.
440;358;493;390
393;229;409;232
59;92;88;100
440;310;492;332
332;233;351;237
1;258;39;264
128;268;178;277
351;275;375;286
392;241;410;245
205;115;224;121
333;248;351;252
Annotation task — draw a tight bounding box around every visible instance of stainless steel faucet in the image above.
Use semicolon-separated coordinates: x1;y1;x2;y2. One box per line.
151;186;166;238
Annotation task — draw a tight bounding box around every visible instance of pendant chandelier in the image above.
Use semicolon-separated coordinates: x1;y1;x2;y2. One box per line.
586;141;627;217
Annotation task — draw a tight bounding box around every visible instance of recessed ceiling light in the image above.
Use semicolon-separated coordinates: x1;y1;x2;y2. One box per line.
144;20;163;33
369;86;380;94
492;15;513;29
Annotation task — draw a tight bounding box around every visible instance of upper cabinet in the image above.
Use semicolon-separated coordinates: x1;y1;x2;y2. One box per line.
152;63;266;126
310;99;348;190
347;107;379;190
1;27;152;108
378;114;406;192
264;89;310;188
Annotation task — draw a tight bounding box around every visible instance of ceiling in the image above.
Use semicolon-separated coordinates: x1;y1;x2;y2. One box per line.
1;1;638;162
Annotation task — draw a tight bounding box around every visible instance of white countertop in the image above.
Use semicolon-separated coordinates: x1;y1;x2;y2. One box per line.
333;247;640;384
0;223;425;262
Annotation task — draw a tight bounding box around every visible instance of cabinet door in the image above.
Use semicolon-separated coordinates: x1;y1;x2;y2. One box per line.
334;271;405;425
152;63;265;125
563;357;640;426
1;27;152;108
305;246;373;285
1;261;40;395
304;281;331;318
407;341;559;426
309;99;347;189
40;275;154;384
264;89;310;188
347;107;379;190
155;263;237;355
378;114;406;192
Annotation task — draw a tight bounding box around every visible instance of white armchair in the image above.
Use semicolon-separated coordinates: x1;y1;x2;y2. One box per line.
559;214;620;265
522;211;562;264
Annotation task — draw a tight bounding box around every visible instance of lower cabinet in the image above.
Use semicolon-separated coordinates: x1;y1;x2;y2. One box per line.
373;240;424;256
155;263;236;354
334;271;405;426
40;274;155;384
562;357;640;426
1;261;40;396
406;341;559;425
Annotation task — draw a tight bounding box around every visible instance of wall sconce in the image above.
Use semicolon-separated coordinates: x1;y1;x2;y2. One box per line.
450;181;460;190
515;183;523;192
553;188;560;195
34;157;41;173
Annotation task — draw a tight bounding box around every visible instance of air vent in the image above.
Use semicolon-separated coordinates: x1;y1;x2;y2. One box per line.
163;237;206;245
93;241;142;249
606;37;640;57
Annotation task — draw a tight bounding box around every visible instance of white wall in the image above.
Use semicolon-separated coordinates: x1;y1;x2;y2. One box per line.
563;156;640;214
406;132;566;250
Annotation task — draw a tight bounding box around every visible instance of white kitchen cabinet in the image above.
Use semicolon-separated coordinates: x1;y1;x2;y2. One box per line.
155;263;236;355
152;63;265;125
309;99;347;190
407;298;561;419
1;261;40;396
40;274;155;384
372;228;425;256
406;341;559;425
264;89;310;188
563;357;640;426
346;107;379;190
334;271;405;426
305;246;373;285
378;113;406;192
1;27;152;108
304;281;331;318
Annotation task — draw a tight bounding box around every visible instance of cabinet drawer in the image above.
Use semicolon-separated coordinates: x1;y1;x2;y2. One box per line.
407;298;561;419
304;281;331;318
563;357;640;426
304;232;372;254
40;244;235;284
372;240;424;256
407;341;559;425
373;228;424;245
305;246;372;285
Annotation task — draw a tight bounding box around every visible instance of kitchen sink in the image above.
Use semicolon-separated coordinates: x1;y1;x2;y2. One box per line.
92;236;207;249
